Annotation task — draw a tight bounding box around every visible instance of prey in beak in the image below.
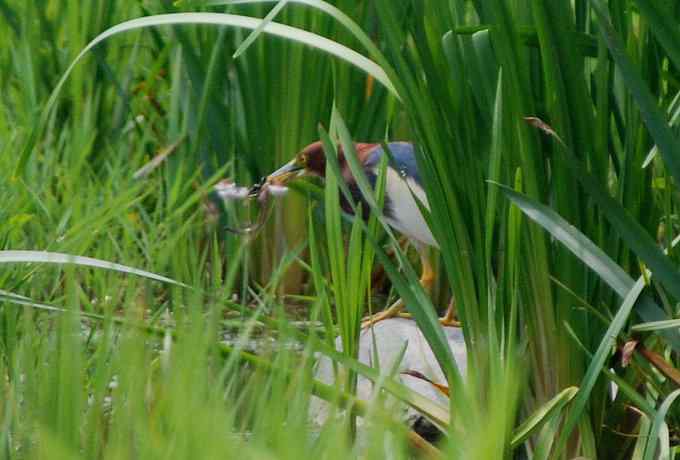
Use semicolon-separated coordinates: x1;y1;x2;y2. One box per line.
267;159;305;184
248;159;305;197
219;156;307;236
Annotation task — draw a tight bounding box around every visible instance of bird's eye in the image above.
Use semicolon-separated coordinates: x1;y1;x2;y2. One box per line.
299;154;308;166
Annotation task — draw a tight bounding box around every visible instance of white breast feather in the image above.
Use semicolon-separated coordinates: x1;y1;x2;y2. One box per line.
383;168;438;248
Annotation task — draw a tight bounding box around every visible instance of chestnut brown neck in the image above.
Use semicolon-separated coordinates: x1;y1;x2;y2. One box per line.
299;141;379;178
300;142;327;176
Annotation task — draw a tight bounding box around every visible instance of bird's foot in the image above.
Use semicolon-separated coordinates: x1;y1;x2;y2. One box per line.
438;315;461;328
439;298;461;327
361;299;405;329
396;312;461;327
361;308;402;329
361;310;461;329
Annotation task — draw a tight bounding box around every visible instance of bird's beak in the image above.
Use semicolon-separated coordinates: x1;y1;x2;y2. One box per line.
266;159;305;185
247;159;306;198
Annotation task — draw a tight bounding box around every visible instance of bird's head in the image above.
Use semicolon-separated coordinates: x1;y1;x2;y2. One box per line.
266;141;380;187
265;141;327;185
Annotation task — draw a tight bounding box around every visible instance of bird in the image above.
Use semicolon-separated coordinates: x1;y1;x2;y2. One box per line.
265;141;458;328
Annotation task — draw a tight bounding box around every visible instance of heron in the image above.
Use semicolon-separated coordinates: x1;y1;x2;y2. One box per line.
265;141;458;328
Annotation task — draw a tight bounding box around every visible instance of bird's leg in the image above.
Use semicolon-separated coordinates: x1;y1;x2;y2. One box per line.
413;248;461;327
361;299;405;329
374;247;461;328
361;244;435;329
400;297;461;327
439;297;461;327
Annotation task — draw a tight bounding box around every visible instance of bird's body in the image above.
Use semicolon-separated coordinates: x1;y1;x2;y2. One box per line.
265;140;457;328
361;143;437;248
291;141;437;247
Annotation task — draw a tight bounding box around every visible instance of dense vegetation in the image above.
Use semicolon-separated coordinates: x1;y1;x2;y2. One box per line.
1;0;680;458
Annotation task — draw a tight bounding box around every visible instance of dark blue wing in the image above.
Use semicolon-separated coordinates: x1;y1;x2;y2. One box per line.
364;142;421;185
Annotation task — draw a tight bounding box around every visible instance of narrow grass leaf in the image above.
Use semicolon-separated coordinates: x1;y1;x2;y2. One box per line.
208;0;388;68
642;90;680;168
632;319;680;332
510;386;578;448
0;250;185;286
232;0;288;59
0;293;65;313
45;13;396;114
562;147;680;303
556;278;646;455
588;0;680;187
16;11;397;176
642;389;680;460
501;184;680;349
632;0;680;71
507;121;680;348
498;185;630;296
564;322;655;415
0;289;31;301
484;72;503;262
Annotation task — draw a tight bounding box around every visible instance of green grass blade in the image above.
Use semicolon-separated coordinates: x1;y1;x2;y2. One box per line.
15;11;397;176
643;90;680;168
499;184;680;349
331;108;379;211
498;185;630;295
632;319;680;332
564;322;655;415
525;118;680;307
208;0;390;71
632;0;680;72
510;386;578;448
642;388;680;460
47;12;396;110
0;292;65;313
484;71;503;265
588;0;680;186
555;277;646;455
0;250;185;286
231;0;288;59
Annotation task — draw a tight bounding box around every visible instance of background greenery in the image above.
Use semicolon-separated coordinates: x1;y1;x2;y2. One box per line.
1;0;680;458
